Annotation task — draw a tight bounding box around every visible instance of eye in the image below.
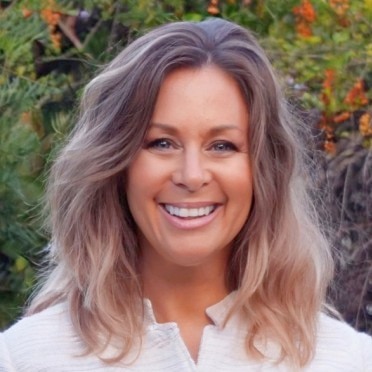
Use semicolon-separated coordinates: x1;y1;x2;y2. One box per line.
145;138;175;151
210;141;238;152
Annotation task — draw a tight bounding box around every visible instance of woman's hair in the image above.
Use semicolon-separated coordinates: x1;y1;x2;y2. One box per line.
28;18;334;368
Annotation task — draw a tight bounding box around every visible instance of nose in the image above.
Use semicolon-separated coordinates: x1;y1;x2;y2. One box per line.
171;147;212;192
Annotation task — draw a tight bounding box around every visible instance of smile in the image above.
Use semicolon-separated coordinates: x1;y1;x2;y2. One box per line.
163;204;216;218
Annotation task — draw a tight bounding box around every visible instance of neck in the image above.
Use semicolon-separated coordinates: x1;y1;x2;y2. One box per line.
140;249;231;362
140;253;229;324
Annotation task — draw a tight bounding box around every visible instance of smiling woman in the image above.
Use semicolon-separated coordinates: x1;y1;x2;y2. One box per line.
1;19;371;371
127;67;252;272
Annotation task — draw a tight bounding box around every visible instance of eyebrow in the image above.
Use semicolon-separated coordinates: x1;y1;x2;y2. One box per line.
149;122;244;134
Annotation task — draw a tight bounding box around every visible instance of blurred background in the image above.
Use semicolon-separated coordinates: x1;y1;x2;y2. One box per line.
0;0;371;333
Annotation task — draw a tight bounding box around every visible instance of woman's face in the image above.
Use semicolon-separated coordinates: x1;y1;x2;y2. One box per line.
126;66;253;269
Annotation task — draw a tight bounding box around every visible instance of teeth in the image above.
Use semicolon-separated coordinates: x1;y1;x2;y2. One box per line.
164;205;215;218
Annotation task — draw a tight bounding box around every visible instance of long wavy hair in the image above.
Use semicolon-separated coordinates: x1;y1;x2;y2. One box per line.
28;18;334;368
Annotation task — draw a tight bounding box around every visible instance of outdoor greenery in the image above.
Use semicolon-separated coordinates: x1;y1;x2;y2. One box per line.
0;0;371;331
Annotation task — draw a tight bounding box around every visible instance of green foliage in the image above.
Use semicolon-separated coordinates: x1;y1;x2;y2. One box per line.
0;0;371;329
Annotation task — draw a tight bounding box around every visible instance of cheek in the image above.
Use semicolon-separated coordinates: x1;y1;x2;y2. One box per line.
225;163;253;219
126;154;168;215
127;155;155;194
222;159;252;194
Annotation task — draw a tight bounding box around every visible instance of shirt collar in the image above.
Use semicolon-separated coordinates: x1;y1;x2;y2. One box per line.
205;291;237;327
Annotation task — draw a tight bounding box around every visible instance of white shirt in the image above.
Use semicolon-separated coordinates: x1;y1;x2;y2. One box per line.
1;294;371;371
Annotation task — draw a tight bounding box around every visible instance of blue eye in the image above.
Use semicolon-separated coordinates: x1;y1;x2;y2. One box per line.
145;138;173;150
211;141;237;152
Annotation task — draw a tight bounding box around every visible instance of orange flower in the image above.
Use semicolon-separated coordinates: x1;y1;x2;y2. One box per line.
323;69;335;88
319;115;336;154
344;79;368;107
333;111;350;124
330;0;350;26
207;0;220;15
330;0;349;17
50;32;62;50
39;0;63;50
293;0;316;22
293;0;316;37
40;8;61;26
296;21;313;37
21;8;33;18
359;113;372;137
324;140;336;154
321;69;335;106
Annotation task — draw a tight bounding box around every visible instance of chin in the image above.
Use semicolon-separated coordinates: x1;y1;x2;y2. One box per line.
163;245;229;268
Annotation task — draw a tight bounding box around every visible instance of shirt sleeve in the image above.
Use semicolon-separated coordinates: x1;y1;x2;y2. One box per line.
0;333;16;372
360;332;372;372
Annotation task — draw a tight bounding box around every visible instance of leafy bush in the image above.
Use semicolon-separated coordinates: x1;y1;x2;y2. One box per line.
0;0;371;330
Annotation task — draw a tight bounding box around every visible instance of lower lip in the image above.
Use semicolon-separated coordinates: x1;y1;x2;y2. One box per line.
159;205;220;230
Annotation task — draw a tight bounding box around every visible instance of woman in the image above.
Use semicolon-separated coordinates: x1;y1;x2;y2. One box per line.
1;19;371;371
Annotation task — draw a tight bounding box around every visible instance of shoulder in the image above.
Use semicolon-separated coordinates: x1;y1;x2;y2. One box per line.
317;312;371;342
0;303;86;371
2;302;73;344
311;313;372;371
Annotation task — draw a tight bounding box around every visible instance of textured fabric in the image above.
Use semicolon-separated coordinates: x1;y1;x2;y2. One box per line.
1;294;372;371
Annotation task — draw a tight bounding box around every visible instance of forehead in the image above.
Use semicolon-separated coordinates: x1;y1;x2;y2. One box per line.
151;66;249;132
158;65;242;99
